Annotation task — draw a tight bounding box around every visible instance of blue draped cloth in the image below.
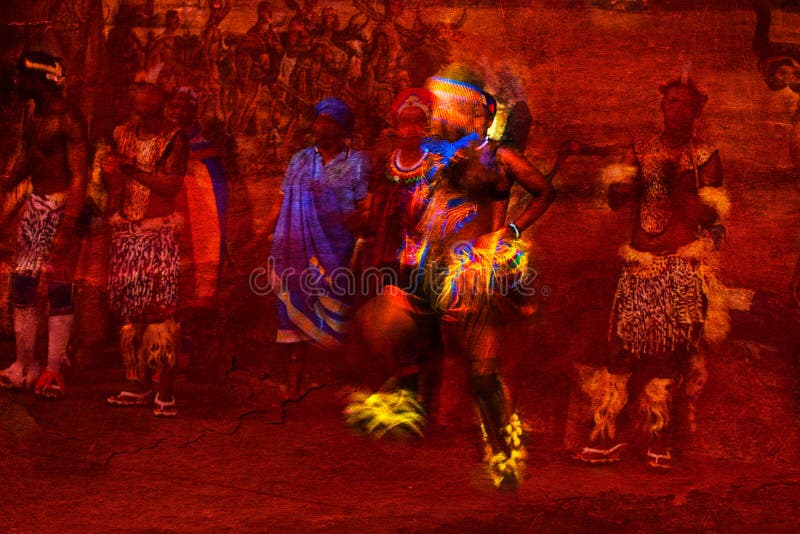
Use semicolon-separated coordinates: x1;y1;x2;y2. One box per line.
270;145;370;348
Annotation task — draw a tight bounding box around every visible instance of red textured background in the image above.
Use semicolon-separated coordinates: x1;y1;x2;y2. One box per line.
1;1;798;531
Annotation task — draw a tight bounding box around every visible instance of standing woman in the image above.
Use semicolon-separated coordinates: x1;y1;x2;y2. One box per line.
351;88;442;408
268;97;370;400
358;88;437;293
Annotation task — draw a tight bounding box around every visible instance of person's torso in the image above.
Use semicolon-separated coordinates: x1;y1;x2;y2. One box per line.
631;135;717;254
113;120;182;221
26;106;79;195
415;144;511;247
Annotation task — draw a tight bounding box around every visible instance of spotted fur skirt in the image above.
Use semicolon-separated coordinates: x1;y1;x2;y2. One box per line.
108;216;180;322
610;252;705;357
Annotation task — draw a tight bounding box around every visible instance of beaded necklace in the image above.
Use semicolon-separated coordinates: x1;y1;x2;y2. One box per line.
385;149;428;185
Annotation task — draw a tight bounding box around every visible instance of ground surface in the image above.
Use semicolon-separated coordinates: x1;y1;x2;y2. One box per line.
2;4;800;532
3;373;800;532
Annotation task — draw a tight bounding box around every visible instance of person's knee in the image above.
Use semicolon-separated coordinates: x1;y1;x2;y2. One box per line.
47;282;74;315
470;372;502;395
607;348;635;375
12;273;38;308
469;357;499;380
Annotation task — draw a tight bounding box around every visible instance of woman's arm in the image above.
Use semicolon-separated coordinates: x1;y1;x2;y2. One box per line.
497;146;555;236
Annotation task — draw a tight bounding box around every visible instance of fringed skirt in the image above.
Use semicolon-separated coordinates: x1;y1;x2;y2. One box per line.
610;254;705;357
411;236;534;325
109;217;180;322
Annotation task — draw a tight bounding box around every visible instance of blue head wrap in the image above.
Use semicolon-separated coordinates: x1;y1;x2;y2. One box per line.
314;97;354;133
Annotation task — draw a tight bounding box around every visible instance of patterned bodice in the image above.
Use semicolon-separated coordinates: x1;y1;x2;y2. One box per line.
113;120;181;221
634;135;715;235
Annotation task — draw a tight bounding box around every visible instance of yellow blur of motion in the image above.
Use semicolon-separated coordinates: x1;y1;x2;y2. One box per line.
434;236;528;315
482;413;528;489
344;389;427;439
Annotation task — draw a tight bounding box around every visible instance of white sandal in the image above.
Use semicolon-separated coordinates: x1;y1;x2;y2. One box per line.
646;449;672;470
573;443;627;464
106;389;154;406
153;393;177;417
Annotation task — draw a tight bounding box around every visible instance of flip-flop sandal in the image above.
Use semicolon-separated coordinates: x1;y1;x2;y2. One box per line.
572;443;627;464
646;449;673;470
153;393;177;417
106;390;154;406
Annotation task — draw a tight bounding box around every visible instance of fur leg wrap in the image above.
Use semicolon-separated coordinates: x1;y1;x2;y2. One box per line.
684;351;708;433
577;365;631;443
343;389;427;439
470;374;527;489
141;319;180;376
601;163;638;187
700;263;754;344
638;378;674;439
483;413;528;490
120;323;139;381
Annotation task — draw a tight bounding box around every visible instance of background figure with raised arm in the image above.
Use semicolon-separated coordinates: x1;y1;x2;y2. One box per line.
282;0;319;111
0;52;88;399
200;0;232;124
308;7;349;102
354;0;406;139
573;77;753;470
229;1;284;134
146;10;186;92
103;67;189;417
268;97;370;400
401;6;467;89
106;4;144;128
